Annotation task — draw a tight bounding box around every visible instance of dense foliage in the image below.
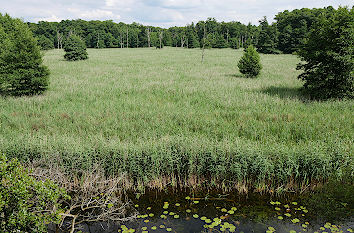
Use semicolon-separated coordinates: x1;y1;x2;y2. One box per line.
64;34;88;61
27;7;340;55
0;13;50;96
238;45;262;77
0;155;67;233
275;7;336;54
297;7;354;100
256;17;279;54
28;18;258;50
37;35;54;50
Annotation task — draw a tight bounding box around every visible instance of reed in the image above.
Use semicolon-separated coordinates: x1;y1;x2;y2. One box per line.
1;47;352;192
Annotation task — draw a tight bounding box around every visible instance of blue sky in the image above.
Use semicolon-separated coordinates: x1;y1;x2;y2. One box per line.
1;0;353;27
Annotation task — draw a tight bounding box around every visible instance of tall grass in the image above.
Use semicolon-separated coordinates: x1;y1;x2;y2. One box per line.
0;47;353;191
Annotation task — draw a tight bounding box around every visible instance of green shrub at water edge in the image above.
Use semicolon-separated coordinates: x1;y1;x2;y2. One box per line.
238;45;262;77
64;34;88;61
0;13;50;96
0;155;67;233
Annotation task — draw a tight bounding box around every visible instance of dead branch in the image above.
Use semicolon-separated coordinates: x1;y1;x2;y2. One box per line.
30;159;136;233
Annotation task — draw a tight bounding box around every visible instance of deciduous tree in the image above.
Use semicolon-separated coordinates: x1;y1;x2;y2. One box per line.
297;7;354;99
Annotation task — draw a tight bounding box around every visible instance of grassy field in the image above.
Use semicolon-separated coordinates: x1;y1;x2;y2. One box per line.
0;47;353;191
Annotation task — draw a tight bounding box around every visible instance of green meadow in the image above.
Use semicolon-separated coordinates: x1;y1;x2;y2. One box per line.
0;47;353;191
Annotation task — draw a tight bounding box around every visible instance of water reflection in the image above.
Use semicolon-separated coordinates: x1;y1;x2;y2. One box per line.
49;186;354;233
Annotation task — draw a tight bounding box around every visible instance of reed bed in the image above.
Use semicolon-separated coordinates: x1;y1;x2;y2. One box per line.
1;47;353;192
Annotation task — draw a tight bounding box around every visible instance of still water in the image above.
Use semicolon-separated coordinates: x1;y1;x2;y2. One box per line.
57;185;353;233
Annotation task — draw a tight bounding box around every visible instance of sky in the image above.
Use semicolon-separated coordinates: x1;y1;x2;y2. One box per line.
1;0;353;27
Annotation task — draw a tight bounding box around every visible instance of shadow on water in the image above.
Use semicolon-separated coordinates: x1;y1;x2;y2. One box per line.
49;183;354;233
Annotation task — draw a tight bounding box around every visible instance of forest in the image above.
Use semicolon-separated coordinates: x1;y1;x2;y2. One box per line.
29;6;336;54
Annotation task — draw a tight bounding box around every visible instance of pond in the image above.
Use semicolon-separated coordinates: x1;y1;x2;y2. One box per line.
50;184;354;233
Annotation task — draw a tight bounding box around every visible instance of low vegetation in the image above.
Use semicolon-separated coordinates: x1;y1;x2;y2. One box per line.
0;47;352;192
0;155;66;233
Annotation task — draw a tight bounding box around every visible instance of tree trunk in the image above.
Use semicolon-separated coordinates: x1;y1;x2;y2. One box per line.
97;33;100;49
202;24;206;63
159;31;163;49
181;35;185;48
226;29;229;44
126;28;129;48
146;28;151;48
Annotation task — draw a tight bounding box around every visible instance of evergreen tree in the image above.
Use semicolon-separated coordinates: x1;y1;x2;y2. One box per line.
238;45;262;78
64;34;88;61
0;13;49;96
186;30;200;48
37;35;54;50
228;38;239;49
256;17;279;54
214;34;228;48
162;30;172;46
297;7;354;99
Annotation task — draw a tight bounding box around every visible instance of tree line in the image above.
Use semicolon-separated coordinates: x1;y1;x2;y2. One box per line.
28;6;337;54
29;18;257;50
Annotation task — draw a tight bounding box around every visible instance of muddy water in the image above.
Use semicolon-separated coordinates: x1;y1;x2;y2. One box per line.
55;186;353;233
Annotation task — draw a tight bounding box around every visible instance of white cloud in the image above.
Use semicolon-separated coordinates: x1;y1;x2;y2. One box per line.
156;0;202;8
68;8;121;20
1;0;353;27
104;0;136;8
105;0;115;7
35;14;63;22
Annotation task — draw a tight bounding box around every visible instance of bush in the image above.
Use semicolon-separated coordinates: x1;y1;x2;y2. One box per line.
37;35;54;50
297;7;354;100
0;155;67;233
0;13;50;96
64;34;88;61
237;45;262;77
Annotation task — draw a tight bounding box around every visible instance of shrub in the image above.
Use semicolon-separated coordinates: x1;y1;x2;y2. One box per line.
0;155;67;233
237;45;262;77
64;34;88;61
297;7;354;100
0;13;50;96
37;35;54;50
